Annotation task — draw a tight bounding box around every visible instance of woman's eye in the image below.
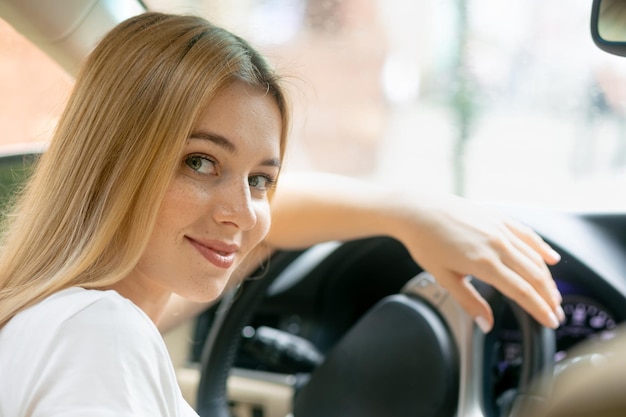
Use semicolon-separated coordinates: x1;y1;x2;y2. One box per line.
249;175;275;192
184;155;216;175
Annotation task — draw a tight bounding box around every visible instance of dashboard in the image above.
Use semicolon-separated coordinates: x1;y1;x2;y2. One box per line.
493;278;621;403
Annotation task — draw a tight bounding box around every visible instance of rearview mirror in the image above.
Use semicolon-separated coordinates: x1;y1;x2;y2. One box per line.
592;0;626;56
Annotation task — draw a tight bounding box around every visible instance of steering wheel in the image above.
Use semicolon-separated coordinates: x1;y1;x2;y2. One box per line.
196;241;555;417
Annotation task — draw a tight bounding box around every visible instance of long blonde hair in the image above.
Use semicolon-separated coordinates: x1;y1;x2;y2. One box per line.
0;12;290;328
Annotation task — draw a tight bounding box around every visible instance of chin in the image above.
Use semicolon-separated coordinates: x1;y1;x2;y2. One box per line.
183;277;232;303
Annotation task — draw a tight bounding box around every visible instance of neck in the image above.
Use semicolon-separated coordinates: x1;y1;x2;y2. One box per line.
108;278;172;324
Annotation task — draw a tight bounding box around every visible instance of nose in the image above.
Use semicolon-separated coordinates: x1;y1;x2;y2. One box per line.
212;178;257;231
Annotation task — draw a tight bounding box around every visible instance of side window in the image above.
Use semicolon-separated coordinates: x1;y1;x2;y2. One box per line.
0;18;69;216
0;153;38;213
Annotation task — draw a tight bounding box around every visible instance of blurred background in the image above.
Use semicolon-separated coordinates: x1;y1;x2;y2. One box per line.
1;0;625;210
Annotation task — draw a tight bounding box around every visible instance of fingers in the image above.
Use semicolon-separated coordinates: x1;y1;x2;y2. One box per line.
436;270;494;333
472;255;563;329
442;216;565;329
438;263;561;334
506;219;561;265
503;230;563;313
502;220;565;323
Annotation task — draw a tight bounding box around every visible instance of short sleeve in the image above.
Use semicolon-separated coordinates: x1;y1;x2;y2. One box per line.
17;292;197;417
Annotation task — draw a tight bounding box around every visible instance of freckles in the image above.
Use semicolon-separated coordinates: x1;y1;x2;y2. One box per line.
164;178;210;213
254;205;272;241
155;180;208;242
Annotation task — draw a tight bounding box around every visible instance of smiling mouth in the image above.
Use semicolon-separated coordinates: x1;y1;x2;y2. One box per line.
187;237;237;269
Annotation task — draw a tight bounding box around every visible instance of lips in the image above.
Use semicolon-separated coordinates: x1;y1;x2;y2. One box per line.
186;237;239;269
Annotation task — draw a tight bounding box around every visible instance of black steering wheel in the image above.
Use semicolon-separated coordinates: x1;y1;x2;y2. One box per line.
196;240;555;417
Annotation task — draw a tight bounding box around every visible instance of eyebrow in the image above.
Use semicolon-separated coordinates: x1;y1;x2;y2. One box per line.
190;130;282;168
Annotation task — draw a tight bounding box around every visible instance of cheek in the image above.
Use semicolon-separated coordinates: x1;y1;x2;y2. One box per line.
251;201;272;245
151;180;203;243
158;187;192;224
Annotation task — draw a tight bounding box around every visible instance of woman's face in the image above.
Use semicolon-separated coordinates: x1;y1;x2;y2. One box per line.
118;81;282;316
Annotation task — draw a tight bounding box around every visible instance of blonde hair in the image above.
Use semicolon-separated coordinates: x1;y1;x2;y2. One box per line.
0;12;290;328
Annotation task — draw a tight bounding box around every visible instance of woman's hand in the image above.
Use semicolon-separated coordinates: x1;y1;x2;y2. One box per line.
390;192;564;332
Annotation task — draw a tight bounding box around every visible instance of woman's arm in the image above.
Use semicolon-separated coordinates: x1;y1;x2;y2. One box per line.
160;171;563;333
265;172;563;333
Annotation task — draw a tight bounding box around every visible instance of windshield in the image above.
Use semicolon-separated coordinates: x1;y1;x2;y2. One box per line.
2;0;625;210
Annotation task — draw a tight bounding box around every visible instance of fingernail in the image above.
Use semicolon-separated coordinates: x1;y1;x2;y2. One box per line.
548;312;560;329
475;316;492;333
556;306;566;323
548;248;561;263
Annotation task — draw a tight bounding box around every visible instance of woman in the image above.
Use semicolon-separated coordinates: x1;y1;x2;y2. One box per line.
0;11;562;417
0;12;288;416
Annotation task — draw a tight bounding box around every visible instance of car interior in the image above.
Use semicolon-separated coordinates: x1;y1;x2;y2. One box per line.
1;0;626;416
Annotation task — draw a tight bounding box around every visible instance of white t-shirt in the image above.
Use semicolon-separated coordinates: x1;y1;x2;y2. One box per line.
0;287;199;417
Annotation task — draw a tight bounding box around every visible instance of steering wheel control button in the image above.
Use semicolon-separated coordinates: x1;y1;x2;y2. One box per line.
402;272;449;307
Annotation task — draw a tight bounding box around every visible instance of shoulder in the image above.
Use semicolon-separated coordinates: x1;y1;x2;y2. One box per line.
0;287;165;370
35;286;149;323
53;287;159;338
17;287;166;365
6;287;157;339
0;288;192;416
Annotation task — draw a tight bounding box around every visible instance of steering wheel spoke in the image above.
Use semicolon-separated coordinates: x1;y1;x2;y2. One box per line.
403;272;489;417
404;272;556;417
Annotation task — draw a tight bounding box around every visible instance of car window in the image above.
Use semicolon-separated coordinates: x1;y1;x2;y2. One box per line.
0;153;38;214
0;18;71;147
144;0;626;211
2;0;625;211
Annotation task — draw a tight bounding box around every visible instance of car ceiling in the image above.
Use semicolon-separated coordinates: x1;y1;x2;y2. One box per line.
0;0;146;75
